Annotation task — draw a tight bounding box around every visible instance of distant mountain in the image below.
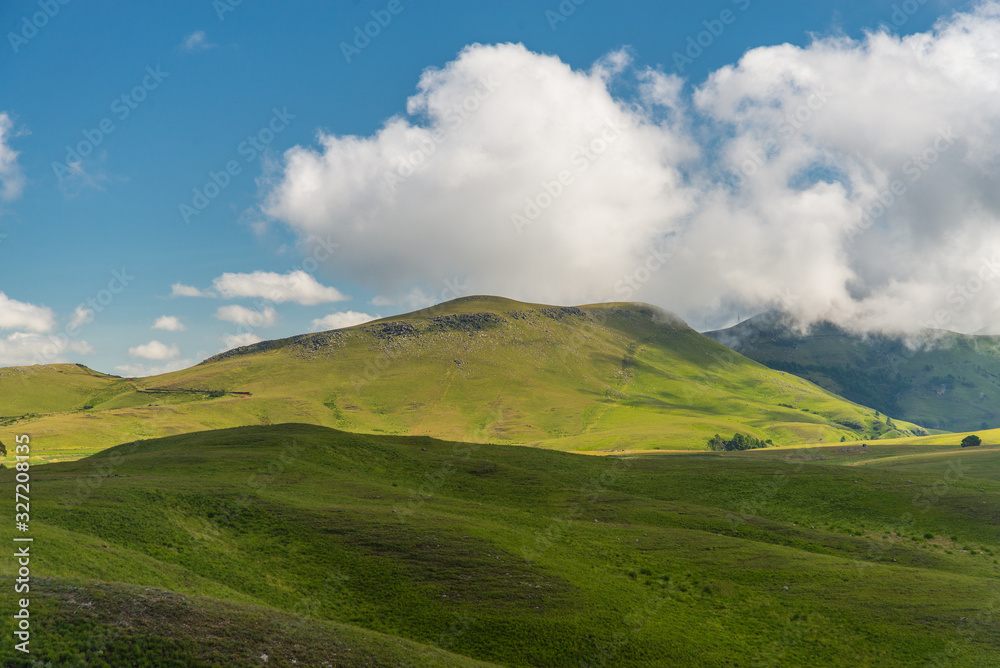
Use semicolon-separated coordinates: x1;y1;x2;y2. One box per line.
1;296;924;459
705;312;1000;432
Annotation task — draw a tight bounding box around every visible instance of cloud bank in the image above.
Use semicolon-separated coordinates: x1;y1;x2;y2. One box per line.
262;5;1000;335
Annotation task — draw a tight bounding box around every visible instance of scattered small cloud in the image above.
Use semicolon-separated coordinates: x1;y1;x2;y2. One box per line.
0;112;25;201
68;306;94;330
0;293;56;333
128;340;180;360
310;310;377;331
171;283;214;298
179;30;216;52
152;315;186;331
212;270;348;305
114;359;192;378
216;304;278;327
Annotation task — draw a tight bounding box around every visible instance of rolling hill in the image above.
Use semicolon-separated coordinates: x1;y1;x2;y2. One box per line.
0;297;925;461
705;312;1000;432
2;424;998;666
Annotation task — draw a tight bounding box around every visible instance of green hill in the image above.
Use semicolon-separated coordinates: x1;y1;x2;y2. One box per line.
1;297;924;461
705;312;1000;433
3;424;997;666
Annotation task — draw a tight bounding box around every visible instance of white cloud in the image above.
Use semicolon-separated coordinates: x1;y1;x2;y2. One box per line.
220;332;263;351
171;283;214;298
310;310;377;331
68;306;94;330
0;332;91;366
0;113;24;201
212;270;348;305
0;293;55;333
216;304;278;327
152;315;185;331
179;30;216;52
114;359;192;378
128;340;180;360
263;43;695;309
261;11;1000;335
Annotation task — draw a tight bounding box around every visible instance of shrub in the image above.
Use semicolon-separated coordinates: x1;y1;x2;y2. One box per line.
961;434;982;448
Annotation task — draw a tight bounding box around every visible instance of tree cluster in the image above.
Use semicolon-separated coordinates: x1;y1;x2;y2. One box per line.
707;432;773;452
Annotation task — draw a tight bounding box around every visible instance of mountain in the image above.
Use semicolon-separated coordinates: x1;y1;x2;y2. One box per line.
0;296;924;461
3;424;998;666
705;312;1000;432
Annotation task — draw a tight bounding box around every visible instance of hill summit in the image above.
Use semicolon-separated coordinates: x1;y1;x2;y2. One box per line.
1;297;922;459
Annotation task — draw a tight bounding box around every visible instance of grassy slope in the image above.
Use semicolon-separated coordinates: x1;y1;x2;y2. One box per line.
706;313;1000;432
0;297;923;461
2;424;998;666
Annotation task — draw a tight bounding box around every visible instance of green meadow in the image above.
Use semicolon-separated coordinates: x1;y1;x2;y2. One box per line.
2;424;998;666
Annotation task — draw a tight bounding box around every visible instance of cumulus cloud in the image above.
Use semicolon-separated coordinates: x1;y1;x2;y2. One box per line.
0;293;56;333
0;113;24;201
114;359;192;378
310;310;377;331
153;315;185;331
216;304;278;327
212;270;347;305
263;42;695;309
171;283;214;298
221;332;263;351
261;8;1000;336
128;340;180;360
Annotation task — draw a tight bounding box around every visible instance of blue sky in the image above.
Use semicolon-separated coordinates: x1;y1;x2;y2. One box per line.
0;0;987;374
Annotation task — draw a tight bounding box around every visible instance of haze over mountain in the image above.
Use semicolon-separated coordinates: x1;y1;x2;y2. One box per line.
0;297;922;460
706;311;1000;432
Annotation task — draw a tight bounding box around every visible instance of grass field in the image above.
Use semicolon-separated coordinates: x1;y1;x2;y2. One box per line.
2;424;998;666
0;297;925;462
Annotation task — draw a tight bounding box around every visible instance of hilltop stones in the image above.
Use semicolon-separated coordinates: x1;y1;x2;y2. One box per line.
540;307;584;320
363;321;418;339
429;312;507;332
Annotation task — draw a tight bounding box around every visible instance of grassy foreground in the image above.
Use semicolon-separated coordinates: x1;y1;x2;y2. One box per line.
2;424;998;666
0;297;924;462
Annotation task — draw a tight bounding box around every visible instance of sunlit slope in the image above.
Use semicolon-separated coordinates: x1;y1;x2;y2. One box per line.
2;296;923;459
707;313;1000;432
0;363;120;415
